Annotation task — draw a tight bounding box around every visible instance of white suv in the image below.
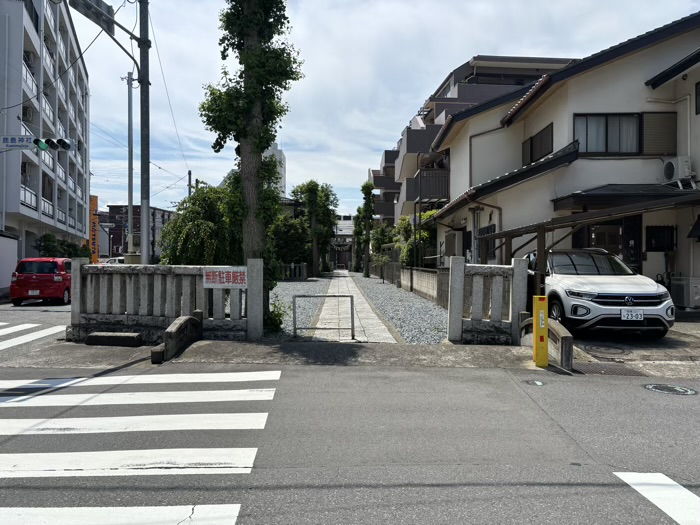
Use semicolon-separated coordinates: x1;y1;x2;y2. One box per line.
526;249;675;338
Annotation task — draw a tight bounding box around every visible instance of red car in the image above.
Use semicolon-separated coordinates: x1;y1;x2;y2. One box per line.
10;258;72;306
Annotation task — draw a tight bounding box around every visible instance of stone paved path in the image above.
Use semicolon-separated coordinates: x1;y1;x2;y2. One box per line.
312;271;396;343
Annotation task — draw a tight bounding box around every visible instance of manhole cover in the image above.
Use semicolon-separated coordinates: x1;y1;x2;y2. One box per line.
574;363;646;376
644;384;698;396
582;344;629;356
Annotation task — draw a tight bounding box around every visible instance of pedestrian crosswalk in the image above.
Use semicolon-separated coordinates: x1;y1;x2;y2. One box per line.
0;321;65;351
0;369;281;524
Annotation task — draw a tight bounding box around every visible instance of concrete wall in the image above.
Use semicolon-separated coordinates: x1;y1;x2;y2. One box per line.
0;235;19;296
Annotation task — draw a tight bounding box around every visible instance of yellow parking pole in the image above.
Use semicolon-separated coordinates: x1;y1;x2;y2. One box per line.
533;296;549;368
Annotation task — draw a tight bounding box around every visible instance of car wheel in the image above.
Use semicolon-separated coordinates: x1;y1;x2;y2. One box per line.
549;297;565;323
649;327;669;339
11;299;22;307
61;288;70;305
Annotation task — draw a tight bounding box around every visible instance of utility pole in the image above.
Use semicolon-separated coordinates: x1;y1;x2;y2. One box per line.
188;170;192;196
138;0;151;264
124;71;134;253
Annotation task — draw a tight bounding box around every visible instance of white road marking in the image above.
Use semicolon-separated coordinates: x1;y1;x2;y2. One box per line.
0;325;65;351
0;322;7;326
0;448;257;478
0;412;269;435
0;504;241;524
0;324;39;337
0;388;275;407
615;472;700;525
0;370;281;390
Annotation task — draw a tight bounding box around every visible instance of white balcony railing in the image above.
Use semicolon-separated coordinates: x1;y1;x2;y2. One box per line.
56;162;66;182
21;122;32;136
58;35;66;59
41;198;54;217
76;151;83;168
44;1;55;31
22;62;38;95
76;185;84;200
68;102;75;121
57;80;65;101
20;185;37;209
69;69;75;86
43;43;55;78
41;94;54;123
57;209;66;223
68;216;75;228
58;121;66;139
77;120;83;137
41;150;54;171
68;176;75;192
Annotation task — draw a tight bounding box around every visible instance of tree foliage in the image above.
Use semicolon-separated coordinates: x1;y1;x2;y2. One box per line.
360;181;374;277
395;210;438;267
199;0;302;264
291;180;338;276
352;207;364;273
270;214;309;264
34;233;91;258
371;223;394;255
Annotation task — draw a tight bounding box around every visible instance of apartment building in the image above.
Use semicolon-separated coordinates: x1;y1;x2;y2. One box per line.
368;167;399;224
430;11;700;295
0;0;90;272
370;56;573;231
107;204;175;262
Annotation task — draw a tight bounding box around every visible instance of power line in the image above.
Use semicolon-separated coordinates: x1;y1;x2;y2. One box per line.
150;173;189;198
149;12;190;174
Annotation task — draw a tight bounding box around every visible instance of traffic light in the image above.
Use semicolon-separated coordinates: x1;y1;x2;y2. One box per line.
33;138;72;151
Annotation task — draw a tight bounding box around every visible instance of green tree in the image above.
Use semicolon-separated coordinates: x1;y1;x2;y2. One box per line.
352;207;364;273
371;252;390;283
159;184;237;265
360;181;374;277
34;234;90;258
200;0;302;265
270;214;309;264
371;223;393;254
291;180;338;277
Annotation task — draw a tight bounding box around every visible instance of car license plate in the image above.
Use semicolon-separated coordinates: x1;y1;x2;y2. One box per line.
621;309;643;320
28;290;40;296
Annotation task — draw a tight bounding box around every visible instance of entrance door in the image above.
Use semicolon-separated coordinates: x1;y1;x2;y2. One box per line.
590;222;622;256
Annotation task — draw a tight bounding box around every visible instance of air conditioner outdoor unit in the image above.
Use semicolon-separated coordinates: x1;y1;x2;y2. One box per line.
663;156;693;182
670;277;700;309
22;107;33;121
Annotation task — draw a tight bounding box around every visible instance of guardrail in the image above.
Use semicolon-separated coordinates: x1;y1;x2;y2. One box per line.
519;313;574;371
292;294;354;338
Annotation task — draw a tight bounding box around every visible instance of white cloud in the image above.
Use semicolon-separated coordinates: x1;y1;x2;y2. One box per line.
72;0;700;213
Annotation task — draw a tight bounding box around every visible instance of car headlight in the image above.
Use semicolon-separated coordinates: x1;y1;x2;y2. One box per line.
566;290;597;300
658;290;671;301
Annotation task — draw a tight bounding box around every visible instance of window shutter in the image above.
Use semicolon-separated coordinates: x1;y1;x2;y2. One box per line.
522;138;532;166
643;113;677;156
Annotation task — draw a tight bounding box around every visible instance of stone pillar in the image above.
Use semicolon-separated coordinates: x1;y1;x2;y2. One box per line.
71;258;89;327
510;257;528;344
447;256;465;343
247;258;264;340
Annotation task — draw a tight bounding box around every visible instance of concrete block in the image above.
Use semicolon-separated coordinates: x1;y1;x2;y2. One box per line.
447;256;465;343
159;315;202;363
85;332;143;347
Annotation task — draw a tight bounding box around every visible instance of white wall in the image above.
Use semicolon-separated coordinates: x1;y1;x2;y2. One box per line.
0;236;18;295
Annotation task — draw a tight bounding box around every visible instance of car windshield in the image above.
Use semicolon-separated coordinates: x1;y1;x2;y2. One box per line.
551;252;634;276
16;261;58;274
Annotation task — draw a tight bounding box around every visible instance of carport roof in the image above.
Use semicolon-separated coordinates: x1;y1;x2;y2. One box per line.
478;190;700;241
552;183;699;210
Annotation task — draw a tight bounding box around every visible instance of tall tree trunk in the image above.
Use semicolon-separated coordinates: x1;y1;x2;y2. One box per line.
311;213;319;277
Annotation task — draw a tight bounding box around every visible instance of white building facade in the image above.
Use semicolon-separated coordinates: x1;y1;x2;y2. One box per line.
264;142;286;197
432;12;700;301
0;0;90;267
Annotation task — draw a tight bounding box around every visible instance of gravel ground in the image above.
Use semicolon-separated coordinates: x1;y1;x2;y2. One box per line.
349;272;448;344
267;277;332;339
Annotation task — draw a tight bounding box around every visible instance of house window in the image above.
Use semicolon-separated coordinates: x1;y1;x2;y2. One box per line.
574;113;676;156
521;123;553;165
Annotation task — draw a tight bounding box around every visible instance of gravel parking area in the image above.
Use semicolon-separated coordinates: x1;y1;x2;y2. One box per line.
350;272;448;344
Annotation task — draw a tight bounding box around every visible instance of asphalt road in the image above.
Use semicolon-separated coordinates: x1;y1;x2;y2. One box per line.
0;300;70;353
0;363;698;524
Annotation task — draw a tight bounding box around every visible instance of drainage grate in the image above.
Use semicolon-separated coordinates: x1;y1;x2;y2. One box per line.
574;362;646;377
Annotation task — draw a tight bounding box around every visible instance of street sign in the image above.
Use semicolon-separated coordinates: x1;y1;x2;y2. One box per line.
1;135;34;149
69;0;115;36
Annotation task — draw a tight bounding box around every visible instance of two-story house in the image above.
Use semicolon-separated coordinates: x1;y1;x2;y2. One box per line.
371;56;573;237
430;11;700;298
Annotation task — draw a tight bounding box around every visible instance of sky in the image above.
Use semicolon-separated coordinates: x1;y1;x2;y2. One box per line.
72;0;700;215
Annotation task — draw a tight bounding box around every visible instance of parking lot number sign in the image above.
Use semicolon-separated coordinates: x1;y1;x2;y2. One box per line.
203;267;247;289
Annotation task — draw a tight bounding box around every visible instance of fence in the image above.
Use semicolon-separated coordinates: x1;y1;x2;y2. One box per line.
279;263;308;281
67;258;263;343
447;257;527;345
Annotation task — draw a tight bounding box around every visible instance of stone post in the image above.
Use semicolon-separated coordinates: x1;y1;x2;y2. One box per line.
70;258;89;327
247;258;264;340
447;256;465;343
510;257;528;344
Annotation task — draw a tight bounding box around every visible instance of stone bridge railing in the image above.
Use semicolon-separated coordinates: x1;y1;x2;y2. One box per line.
447;257;527;345
67;258;263;343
